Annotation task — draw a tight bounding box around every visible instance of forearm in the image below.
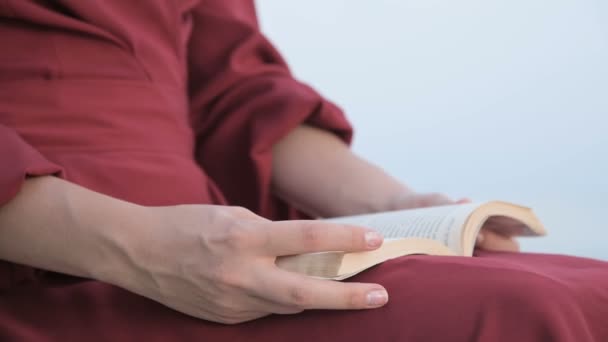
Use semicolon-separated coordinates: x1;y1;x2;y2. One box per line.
272;125;411;217
0;176;142;281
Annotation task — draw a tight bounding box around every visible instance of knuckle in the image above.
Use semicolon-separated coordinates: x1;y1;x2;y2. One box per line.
432;192;450;201
350;228;365;249
300;223;323;248
346;289;363;308
411;194;428;207
420;193;447;206
229;206;253;217
221;224;252;250
213;264;245;289
287;286;312;309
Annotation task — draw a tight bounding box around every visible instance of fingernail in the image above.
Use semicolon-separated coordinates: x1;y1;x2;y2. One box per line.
365;231;383;248
476;233;485;244
366;289;389;306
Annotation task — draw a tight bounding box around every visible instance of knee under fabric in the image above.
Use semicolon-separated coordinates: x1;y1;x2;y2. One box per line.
1;251;607;342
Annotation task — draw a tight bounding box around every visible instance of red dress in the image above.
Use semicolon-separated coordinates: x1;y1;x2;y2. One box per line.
1;1;607;341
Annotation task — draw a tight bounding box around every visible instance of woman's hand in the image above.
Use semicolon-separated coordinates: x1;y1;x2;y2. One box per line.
271;125;519;253
387;192;520;253
0;177;387;325
106;205;389;324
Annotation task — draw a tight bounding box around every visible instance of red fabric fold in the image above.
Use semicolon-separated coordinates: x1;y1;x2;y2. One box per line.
0;125;63;206
187;2;352;219
1;252;607;342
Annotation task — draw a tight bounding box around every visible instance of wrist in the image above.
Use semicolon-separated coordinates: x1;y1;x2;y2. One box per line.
0;177;151;286
80;199;151;287
271;124;415;217
339;183;414;215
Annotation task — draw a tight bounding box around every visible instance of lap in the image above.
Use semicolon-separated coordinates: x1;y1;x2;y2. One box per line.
1;252;607;342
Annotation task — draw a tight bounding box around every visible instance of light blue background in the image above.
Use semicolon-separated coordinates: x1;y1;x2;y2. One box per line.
258;0;608;260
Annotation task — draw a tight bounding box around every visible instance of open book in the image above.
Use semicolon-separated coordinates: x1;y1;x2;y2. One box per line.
276;201;546;280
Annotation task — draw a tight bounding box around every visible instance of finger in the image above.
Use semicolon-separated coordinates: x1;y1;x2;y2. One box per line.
252;267;388;311
247;295;305;315
233;288;306;315
401;192;455;209
269;305;305;315
243;292;306;315
224;206;267;220
483;216;529;236
258;220;383;256
203;310;267;325
476;230;520;252
198;290;301;323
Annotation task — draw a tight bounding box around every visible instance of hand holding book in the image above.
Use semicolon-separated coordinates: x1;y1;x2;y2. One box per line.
388;192;520;252
276;200;545;279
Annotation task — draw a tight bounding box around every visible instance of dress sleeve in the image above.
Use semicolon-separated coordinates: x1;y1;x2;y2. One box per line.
0;125;63;206
187;0;353;219
0;124;63;291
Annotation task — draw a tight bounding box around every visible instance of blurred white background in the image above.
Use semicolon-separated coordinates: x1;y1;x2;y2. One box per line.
258;0;608;260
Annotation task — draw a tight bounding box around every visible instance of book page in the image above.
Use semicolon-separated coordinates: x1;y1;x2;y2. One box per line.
324;203;479;252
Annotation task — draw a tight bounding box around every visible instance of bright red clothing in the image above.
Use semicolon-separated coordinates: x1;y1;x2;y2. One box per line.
1;1;607;341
